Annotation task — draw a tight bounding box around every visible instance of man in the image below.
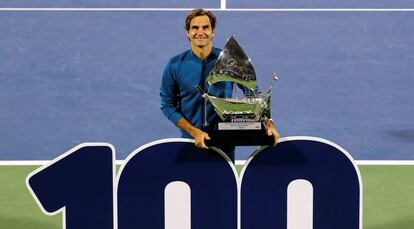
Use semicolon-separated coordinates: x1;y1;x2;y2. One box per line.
160;9;279;160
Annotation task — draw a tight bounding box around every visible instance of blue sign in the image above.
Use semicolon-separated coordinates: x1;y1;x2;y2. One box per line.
27;137;362;229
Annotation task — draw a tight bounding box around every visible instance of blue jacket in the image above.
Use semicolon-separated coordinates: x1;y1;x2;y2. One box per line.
160;48;233;138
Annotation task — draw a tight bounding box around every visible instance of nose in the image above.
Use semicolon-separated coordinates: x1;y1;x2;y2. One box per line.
196;30;202;35
196;27;205;34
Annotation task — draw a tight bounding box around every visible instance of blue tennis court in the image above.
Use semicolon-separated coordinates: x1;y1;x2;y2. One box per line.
0;1;413;160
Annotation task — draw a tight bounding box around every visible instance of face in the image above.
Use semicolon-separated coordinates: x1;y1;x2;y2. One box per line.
186;15;215;48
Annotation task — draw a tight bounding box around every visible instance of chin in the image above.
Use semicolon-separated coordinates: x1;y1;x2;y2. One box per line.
194;41;210;47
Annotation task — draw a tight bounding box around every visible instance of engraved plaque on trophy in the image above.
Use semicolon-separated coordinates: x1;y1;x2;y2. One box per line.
196;36;278;146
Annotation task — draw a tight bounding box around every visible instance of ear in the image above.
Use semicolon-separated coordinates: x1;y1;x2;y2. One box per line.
211;30;215;39
186;30;191;41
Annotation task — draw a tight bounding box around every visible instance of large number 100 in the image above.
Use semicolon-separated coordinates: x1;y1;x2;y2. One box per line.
26;137;362;229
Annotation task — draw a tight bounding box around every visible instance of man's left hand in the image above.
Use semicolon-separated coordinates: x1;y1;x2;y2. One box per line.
265;119;280;146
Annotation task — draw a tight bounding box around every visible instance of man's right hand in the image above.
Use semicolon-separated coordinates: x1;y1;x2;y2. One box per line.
176;118;210;149
193;130;211;149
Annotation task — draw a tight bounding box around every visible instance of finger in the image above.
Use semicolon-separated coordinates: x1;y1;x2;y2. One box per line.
273;136;278;146
195;138;204;148
274;134;280;146
200;140;208;149
195;141;202;148
267;129;272;136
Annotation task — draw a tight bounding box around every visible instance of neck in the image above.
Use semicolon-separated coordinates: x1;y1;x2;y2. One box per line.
191;44;212;60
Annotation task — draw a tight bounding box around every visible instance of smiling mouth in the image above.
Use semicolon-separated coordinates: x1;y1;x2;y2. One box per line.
194;35;208;40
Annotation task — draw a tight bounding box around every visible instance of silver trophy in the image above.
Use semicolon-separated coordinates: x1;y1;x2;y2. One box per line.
196;36;278;146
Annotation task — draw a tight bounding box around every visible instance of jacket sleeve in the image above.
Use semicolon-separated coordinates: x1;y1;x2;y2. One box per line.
160;62;184;125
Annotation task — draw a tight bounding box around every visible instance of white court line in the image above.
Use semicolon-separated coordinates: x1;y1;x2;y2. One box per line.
0;8;414;12
0;160;125;166
219;8;414;12
355;160;414;165
221;0;226;10
0;8;195;11
1;160;414;166
237;160;414;165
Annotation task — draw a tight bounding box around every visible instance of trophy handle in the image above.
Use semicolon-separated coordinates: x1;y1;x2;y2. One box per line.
195;85;206;96
195;85;210;127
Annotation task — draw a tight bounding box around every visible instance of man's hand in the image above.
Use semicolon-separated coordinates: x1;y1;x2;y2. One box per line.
265;119;280;146
192;130;210;149
176;118;210;149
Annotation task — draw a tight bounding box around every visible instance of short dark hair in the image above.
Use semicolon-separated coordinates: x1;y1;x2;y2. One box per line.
185;9;216;31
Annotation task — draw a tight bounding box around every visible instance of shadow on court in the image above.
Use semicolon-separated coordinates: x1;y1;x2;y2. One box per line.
386;129;414;143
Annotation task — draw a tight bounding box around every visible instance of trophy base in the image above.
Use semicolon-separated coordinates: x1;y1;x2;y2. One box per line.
205;122;275;146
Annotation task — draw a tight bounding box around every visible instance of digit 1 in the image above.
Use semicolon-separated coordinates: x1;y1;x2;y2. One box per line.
26;143;115;229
